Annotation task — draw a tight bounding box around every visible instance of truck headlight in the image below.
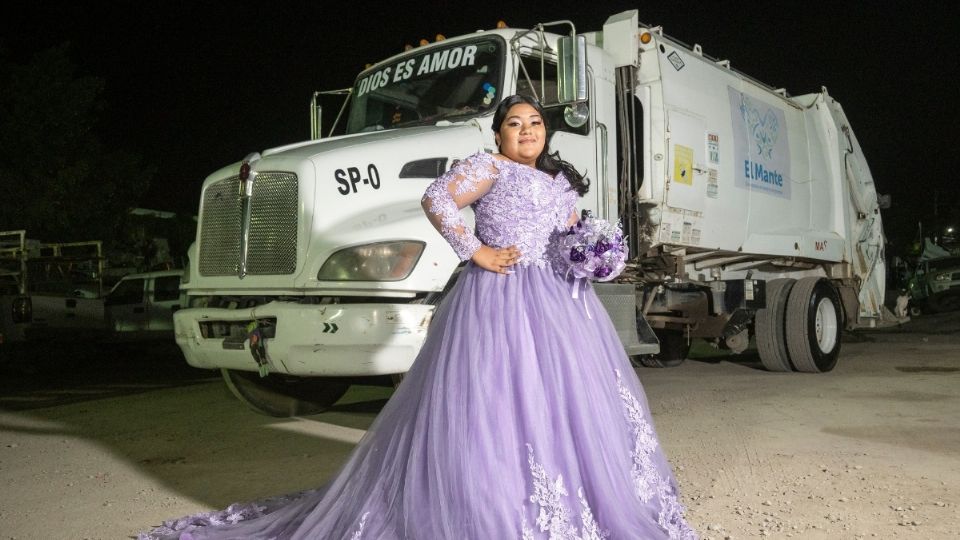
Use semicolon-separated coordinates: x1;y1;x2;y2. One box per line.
318;241;425;281
934;273;951;282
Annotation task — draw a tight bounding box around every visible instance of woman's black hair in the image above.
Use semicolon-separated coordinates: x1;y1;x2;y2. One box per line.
491;95;590;196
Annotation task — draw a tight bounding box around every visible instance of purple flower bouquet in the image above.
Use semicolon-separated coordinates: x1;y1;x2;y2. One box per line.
551;213;628;282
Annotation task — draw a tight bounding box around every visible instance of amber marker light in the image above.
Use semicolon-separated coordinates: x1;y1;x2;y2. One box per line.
419;38;429;46
496;20;507;28
435;34;446;41
640;32;652;44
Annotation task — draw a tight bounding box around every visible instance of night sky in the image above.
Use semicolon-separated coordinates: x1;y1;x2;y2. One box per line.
4;1;957;249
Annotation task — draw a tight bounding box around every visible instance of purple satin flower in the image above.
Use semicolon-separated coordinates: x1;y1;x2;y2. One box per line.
592;240;612;255
594;266;612;278
570;246;586;262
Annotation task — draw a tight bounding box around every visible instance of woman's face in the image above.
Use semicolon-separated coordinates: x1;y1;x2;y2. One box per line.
495;103;546;167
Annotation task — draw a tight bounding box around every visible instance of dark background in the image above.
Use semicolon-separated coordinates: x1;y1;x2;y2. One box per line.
3;0;957;252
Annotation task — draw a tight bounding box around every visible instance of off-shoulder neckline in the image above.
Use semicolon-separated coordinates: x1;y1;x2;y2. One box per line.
474;151;563;181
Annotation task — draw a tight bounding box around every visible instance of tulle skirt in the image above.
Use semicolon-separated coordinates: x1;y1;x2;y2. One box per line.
141;262;696;539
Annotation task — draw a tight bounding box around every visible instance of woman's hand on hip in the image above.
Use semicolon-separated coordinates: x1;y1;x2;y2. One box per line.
471;245;521;274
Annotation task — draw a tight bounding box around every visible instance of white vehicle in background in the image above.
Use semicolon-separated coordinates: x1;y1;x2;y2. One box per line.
105;269;186;340
174;10;886;416
0;230;187;347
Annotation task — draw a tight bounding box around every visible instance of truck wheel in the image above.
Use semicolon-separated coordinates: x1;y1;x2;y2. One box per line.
785;278;842;373
221;369;350;417
755;278;796;372
637;330;689;368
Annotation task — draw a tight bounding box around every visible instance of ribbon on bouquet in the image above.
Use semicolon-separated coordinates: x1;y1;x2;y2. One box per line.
569;276;592;319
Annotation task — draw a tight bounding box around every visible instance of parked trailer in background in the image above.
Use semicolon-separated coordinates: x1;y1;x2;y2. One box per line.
174;10;885;416
0;231;189;347
0;230;107;344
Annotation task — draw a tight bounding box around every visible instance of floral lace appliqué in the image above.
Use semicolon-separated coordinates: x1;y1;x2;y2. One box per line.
137;490;315;539
421;153;497;260
473;160;577;269
523;445;609;540
422;152;577;266
615;370;697;540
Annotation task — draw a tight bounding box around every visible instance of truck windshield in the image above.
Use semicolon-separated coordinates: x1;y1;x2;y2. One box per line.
346;38;504;134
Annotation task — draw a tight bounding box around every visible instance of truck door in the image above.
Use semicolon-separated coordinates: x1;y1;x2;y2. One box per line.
105;277;148;332
148;274;181;332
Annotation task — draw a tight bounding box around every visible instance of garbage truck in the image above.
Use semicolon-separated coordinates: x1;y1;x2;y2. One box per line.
173;10;886;416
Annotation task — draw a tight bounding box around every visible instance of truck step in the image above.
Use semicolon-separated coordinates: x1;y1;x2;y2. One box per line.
594;282;660;356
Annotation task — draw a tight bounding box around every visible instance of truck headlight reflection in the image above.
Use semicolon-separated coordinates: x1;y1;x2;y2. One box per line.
317;241;425;282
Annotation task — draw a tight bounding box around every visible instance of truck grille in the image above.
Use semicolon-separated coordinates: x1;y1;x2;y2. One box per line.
198;172;298;276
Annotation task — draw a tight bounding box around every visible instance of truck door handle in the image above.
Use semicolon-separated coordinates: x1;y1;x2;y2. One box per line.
134;307;145;314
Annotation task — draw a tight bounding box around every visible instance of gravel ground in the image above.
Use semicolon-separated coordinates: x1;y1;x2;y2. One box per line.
1;316;958;539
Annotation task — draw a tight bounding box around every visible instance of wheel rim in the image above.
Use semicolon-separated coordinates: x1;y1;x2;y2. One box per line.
814;297;838;352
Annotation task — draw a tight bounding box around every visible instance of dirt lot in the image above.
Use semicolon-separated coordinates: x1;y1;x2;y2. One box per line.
1;316;958;539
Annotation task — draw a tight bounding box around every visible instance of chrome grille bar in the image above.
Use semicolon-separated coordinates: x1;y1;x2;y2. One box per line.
198;172;298;276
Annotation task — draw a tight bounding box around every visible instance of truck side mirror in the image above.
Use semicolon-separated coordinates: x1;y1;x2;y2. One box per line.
557;34;589;127
311;89;353;139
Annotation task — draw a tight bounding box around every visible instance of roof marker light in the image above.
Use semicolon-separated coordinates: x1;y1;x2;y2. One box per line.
640;32;652;44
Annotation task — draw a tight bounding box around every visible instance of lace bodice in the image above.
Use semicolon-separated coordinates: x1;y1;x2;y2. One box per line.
422;152;578;267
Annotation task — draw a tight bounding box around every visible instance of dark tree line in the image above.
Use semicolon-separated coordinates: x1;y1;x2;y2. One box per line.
0;44;154;244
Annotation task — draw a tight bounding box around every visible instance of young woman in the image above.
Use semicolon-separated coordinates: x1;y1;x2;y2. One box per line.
141;95;696;539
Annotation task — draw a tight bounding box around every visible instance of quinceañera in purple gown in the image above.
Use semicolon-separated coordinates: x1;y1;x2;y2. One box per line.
142;119;696;540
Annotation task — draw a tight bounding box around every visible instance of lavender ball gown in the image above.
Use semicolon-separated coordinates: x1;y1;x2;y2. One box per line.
141;152;697;539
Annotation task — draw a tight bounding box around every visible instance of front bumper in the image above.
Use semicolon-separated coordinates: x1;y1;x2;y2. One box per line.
174;301;434;376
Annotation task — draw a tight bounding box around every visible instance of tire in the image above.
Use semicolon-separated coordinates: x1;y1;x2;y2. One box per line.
785;277;842;373
221;368;350;417
637;330;689;368
755;278;796;372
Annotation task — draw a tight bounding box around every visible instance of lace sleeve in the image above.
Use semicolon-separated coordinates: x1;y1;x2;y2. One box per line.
421;152;498;260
